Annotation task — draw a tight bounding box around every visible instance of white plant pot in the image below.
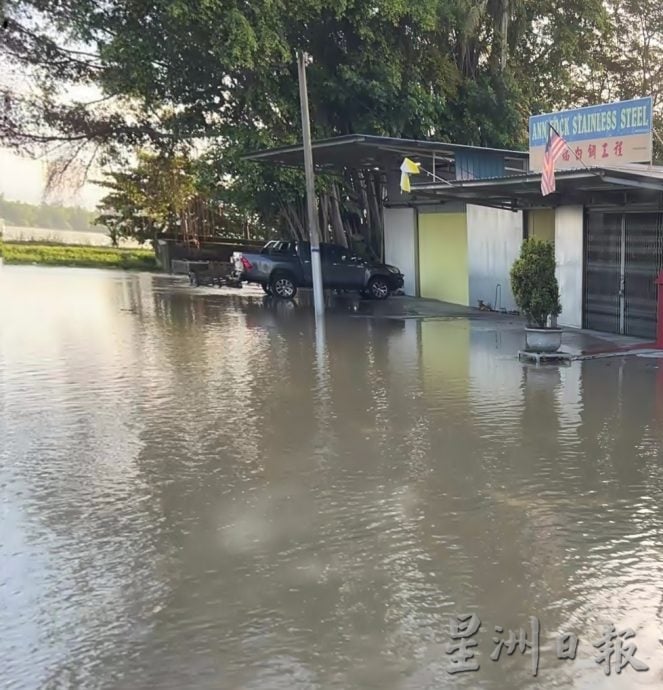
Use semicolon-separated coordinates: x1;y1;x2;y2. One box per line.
525;327;562;353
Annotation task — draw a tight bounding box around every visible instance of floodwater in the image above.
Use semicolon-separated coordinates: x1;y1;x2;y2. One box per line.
2;265;663;690
3;226;141;247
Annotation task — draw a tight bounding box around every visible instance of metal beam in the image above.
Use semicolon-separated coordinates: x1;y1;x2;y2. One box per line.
602;175;663;193
415;169;610;195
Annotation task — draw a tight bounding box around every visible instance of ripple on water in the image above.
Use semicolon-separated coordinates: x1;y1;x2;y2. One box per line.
2;268;663;689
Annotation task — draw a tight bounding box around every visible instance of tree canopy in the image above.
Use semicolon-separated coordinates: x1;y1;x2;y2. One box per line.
2;0;628;151
2;0;662;246
94;150;273;245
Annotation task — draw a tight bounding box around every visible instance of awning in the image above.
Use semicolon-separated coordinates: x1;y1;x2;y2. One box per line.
243;134;528;173
410;165;663;210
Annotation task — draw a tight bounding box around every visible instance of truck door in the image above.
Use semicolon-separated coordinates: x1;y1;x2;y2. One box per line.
321;245;366;288
321;245;342;287
337;250;367;288
297;243;313;286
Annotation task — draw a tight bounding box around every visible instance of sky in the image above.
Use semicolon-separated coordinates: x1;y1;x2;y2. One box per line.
0;11;108;211
0;148;105;210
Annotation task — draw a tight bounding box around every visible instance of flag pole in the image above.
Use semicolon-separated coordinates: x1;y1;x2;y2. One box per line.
418;166;453;186
549;123;592;172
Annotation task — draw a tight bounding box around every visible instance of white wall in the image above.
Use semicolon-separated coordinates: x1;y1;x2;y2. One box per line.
384;207;417;295
467;204;522;311
555;205;584;328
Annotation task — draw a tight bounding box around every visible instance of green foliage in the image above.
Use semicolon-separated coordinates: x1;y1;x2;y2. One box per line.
2;0;613;156
95;149;274;243
510;238;561;328
2;242;157;270
4;0;662;250
95;151;196;244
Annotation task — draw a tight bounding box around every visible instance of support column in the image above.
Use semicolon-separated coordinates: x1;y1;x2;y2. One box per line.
656;271;663;347
383;207;417;295
554;205;584;329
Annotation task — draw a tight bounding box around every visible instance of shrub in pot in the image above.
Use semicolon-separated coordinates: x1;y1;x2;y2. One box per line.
510;238;562;352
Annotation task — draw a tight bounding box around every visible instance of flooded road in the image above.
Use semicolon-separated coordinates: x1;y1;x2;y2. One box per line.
2;265;663;689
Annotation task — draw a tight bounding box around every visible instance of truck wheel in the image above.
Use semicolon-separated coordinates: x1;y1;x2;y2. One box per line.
261;283;273;295
270;273;298;299
368;277;390;300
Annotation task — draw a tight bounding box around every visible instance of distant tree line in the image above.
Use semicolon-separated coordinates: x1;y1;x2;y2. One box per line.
0;195;101;233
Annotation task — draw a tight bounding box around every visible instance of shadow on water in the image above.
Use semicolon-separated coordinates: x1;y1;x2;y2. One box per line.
2;267;663;689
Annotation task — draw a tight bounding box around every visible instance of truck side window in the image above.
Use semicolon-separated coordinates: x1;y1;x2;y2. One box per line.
323;246;343;263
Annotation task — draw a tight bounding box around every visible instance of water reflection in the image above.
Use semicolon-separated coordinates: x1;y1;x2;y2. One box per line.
1;266;663;689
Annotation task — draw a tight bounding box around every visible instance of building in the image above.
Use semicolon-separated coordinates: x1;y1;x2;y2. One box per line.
415;166;663;340
247;127;663;341
245;134;529;311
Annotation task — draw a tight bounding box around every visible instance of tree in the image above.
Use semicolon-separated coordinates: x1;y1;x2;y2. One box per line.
94;149;273;244
95;151;196;244
0;0;633;253
3;0;611;152
595;0;663;159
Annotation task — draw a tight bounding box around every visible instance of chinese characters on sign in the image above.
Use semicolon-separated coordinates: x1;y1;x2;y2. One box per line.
559;141;625;165
445;615;650;676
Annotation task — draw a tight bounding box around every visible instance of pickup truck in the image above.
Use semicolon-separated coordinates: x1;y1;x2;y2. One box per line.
233;241;404;299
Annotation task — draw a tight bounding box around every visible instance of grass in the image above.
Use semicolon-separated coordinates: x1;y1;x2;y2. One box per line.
1;242;158;271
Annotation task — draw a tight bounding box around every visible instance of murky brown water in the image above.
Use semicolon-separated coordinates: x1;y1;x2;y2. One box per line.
2;265;663;689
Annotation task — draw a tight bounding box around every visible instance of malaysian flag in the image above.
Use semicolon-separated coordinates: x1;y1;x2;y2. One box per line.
540;125;567;196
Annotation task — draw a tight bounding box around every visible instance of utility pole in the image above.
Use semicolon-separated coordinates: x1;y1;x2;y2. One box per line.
296;50;325;318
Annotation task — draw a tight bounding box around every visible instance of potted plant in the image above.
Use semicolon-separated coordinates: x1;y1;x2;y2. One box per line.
510;238;562;352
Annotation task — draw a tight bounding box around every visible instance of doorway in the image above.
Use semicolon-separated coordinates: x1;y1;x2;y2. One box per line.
584;211;663;339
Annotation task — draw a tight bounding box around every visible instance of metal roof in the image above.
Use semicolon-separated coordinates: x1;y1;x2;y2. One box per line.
410;165;663;210
243;134;529;170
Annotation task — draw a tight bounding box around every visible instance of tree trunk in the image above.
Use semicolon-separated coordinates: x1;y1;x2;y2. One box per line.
320;193;330;243
329;185;348;247
367;171;384;261
280;209;298;240
281;204;305;241
490;0;509;73
500;0;509;71
356;170;371;252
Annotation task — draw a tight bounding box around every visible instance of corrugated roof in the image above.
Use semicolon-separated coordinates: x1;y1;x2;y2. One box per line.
243;134;529;170
410;165;663;210
416;165;663;187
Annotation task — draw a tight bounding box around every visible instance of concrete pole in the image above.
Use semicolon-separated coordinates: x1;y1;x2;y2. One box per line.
296;50;325;318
